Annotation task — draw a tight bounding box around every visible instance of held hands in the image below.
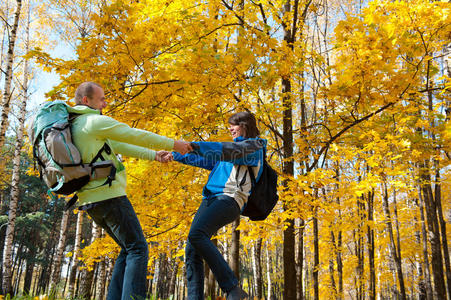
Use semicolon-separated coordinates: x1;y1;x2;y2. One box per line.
173;140;193;155
155;151;174;163
156;140;191;163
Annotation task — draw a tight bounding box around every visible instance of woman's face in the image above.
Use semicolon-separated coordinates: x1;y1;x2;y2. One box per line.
229;124;244;139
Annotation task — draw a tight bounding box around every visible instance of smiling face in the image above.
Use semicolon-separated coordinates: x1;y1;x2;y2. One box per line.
229;124;244;139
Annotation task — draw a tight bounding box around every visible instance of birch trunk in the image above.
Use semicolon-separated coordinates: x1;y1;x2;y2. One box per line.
49;209;70;292
252;238;263;299
1;20;28;293
79;221;100;299
68;212;84;297
0;0;22;150
266;246;274;300
95;237;107;300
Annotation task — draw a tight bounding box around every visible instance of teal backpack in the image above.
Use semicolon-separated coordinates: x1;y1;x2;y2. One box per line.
28;101;116;208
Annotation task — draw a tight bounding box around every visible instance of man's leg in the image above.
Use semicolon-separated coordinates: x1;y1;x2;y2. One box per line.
88;201;127;300
88;196;148;300
107;249;126;300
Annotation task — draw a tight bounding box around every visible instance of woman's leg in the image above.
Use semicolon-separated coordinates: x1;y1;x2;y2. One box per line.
186;196;241;295
185;240;205;300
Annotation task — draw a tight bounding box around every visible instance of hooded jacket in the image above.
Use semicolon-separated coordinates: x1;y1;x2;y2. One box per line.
67;105;174;206
173;137;266;210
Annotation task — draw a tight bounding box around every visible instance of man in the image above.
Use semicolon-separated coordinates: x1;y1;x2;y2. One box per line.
67;81;191;300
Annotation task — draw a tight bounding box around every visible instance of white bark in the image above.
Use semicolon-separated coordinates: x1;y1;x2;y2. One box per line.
0;0;22;150
95;229;107;300
68;212;84;296
49;210;70;292
1;9;28;293
266;246;273;300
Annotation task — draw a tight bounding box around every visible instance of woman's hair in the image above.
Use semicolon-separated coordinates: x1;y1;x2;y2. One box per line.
228;111;260;138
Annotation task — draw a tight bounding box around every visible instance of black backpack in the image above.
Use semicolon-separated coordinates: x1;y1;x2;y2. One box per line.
242;153;279;221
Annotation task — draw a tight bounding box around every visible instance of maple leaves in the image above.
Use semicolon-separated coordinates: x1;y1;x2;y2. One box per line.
28;0;450;297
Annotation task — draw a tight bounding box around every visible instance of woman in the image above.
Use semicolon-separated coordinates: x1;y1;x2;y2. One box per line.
170;111;266;300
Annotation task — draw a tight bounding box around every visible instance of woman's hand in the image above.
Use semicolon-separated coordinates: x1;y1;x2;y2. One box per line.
155;151;174;163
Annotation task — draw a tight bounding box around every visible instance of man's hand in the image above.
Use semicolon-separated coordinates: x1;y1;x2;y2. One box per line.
155;151;174;163
173;140;193;155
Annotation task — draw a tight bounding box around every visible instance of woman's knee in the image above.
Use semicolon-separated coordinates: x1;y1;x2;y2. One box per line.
187;229;207;247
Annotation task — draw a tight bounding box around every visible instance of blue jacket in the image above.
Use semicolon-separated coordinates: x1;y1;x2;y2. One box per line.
173;137;266;210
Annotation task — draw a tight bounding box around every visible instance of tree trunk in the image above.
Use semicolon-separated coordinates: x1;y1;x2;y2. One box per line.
23;245;35;295
20;7;33;295
169;256;179;298
355;190;365;300
281;63;296;300
418;190;434;300
160;254;170;298
382;183;406;300
231;218;240;281
205;238;217;299
49;209;70;292
96;258;107;300
280;0;301;298
296;219;304;300
422;59;447;299
367;190;376;300
79;221;100;299
414;208;428;300
0;0;22;150
434;168;451;300
419;161;446;299
152;256;161;298
1;45;28;294
266;245;274;300
313;208;319;300
68;212;84;297
252;238;263;299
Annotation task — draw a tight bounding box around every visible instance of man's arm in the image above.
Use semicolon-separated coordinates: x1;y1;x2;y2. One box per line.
86;115;191;154
109;140;156;160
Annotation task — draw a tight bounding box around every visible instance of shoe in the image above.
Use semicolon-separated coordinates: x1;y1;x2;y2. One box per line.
226;285;248;300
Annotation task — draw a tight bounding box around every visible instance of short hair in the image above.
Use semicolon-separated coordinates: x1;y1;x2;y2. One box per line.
228;111;260;138
74;82;102;105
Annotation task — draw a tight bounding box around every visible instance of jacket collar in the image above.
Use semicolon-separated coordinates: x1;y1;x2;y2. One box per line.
66;104;101;115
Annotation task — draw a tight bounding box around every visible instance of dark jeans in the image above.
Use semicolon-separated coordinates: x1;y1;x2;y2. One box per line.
87;196;148;300
186;195;241;299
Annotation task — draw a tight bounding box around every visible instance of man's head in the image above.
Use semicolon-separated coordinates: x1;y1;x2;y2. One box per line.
74;82;107;113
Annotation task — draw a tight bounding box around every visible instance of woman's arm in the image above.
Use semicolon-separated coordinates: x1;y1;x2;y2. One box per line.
189;139;265;166
172;152;217;170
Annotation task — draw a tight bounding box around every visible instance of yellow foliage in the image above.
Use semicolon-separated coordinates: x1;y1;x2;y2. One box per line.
29;0;451;295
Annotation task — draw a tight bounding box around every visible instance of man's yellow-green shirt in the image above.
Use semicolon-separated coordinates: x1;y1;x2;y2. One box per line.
67;105;174;206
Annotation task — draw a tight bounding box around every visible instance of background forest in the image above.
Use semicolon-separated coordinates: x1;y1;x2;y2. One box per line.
0;0;450;299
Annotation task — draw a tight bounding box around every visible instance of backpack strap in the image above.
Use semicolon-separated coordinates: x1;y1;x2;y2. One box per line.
64;194;78;211
247;165;256;187
93;163;117;187
90;143;112;165
247;147;266;188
